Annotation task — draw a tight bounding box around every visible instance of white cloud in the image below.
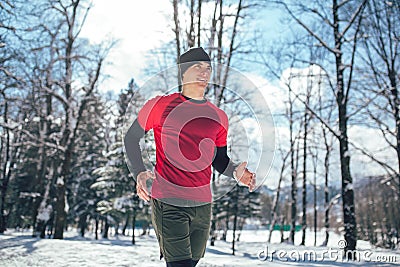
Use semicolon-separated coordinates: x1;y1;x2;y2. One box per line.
244;72;287;115
280;65;332;111
348;125;397;177
244;70;395;188
80;0;173;92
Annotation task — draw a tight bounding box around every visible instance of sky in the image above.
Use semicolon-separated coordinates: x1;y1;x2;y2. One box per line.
80;0;174;91
80;0;283;92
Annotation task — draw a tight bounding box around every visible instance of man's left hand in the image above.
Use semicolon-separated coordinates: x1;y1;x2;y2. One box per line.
234;162;256;192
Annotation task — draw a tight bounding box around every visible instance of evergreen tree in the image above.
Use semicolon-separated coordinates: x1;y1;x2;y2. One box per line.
69;93;109;238
92;79;151;244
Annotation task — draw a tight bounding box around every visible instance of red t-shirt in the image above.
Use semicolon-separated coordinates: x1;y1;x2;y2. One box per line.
137;93;228;202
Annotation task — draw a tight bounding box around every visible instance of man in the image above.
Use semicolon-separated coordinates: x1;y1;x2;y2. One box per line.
124;47;255;267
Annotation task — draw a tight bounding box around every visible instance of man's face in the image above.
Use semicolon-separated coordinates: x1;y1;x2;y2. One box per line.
182;62;212;88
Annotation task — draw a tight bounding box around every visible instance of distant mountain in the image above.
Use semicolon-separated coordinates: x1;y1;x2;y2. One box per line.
258;184;341;207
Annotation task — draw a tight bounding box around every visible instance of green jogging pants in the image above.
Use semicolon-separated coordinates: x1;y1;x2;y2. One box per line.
151;198;212;262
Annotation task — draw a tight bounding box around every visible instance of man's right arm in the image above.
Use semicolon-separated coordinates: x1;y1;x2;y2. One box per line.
125;95;161;201
124;119;147;178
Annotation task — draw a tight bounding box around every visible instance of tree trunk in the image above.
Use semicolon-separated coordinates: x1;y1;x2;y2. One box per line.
222;197;231;242
132;209;136;245
0;96;21;233
210;206;217;246
338;53;357;259
53;149;70;239
301;105;309;246
217;0;243;107
141;220;148;236
207;0;218;56
172;0;181;62
0;99;10;233
103;217;109;239
115;223;119;236
197;0;202;47
188;0;195;47
333;0;357;257
54;0;78;239
280;216;285;243
35;152;55;238
95;217;99;240
268;150;289;243
34;81;54;238
289;88;297;244
123;211;130;236
389;68;400;230
231;187;238;255
210;171;217;246
54;1;74;239
313;158;317;247
322;126;331;246
79;214;87;237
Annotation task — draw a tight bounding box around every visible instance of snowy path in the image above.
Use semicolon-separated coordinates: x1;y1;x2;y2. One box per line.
1;229;399;266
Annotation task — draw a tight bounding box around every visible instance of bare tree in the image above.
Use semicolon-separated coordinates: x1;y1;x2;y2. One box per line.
268;148;290;243
318;70;336;246
300;64;315;246
19;0;114;239
0;0;23;234
356;176;399;248
0;94;23;233
256;39;306;245
308;143;318;246
358;0;400;221
197;0;202;47
288;75;298;244
187;0;196;47
172;0;181;63
268;0;367;256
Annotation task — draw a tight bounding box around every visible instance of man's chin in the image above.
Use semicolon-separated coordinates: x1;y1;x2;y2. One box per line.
183;81;208;90
195;81;208;88
198;83;208;89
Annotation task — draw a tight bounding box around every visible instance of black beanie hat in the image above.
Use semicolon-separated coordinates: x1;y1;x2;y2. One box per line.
179;47;211;78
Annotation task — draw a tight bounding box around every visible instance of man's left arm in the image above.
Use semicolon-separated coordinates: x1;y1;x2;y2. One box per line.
212;146;237;177
212;146;256;191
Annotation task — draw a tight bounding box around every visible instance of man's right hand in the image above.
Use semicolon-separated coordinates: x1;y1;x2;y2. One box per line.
136;170;155;202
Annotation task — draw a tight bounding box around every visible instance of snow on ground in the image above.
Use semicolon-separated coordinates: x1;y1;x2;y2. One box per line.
1;228;399;267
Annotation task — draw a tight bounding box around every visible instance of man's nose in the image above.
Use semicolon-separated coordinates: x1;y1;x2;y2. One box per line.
200;69;208;76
